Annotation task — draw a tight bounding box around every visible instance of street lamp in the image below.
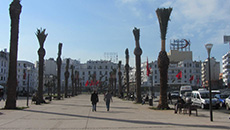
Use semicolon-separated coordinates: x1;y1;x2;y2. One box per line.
205;43;213;122
27;67;31;107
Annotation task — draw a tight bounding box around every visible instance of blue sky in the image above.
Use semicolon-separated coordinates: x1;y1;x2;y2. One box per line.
0;0;230;69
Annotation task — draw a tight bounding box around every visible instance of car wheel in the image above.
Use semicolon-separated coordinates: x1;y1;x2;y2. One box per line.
201;104;205;109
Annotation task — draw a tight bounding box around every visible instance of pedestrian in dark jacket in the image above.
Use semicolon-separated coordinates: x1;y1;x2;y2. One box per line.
104;91;113;111
91;91;99;112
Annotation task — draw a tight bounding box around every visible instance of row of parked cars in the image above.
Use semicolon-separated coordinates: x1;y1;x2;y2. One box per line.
183;88;230;109
170;86;230;110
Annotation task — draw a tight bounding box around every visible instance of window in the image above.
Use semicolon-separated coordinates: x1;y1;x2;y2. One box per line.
155;70;157;74
88;71;91;75
82;72;85;75
105;66;108;69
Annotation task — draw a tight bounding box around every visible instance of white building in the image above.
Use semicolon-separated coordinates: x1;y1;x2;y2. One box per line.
44;58;57;76
201;57;220;87
0;49;9;87
17;61;37;93
140;60;202;90
56;59;124;91
222;51;230;86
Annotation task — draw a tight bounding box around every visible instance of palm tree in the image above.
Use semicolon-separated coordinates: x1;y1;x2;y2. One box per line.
71;65;75;96
64;59;70;98
125;48;130;98
133;27;142;103
118;61;122;98
56;43;62;100
36;28;48;104
156;8;172;109
5;0;22;109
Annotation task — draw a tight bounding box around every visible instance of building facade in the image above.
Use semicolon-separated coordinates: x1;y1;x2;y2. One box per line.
201;57;220;89
0;49;9;87
222;51;230;86
17;61;37;94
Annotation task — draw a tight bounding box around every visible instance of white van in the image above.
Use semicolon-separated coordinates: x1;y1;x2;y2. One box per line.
180;85;192;97
191;90;220;109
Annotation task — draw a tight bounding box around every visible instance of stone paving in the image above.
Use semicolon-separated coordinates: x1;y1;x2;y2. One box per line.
0;94;230;130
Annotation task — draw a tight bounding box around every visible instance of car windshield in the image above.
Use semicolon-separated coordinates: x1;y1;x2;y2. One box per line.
220;95;229;98
200;93;209;98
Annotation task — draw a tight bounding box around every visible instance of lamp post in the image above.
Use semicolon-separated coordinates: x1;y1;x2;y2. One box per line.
205;43;213;122
27;67;31;107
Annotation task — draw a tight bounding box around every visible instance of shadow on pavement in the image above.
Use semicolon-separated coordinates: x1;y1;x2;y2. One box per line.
23;109;230;129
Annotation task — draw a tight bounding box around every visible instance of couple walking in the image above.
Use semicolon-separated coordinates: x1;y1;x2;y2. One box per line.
90;91;112;112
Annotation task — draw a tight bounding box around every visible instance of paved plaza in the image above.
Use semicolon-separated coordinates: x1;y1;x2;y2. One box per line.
0;94;230;130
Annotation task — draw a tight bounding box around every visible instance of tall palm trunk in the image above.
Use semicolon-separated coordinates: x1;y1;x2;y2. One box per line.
71;65;75;96
36;28;48;104
133;27;142;103
56;43;62;100
156;8;172;109
75;71;78;95
5;0;22;109
118;61;122;98
64;59;70;98
125;49;130;97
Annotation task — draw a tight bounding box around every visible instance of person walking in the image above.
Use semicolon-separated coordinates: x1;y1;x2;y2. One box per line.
91;90;99;112
104;91;113;111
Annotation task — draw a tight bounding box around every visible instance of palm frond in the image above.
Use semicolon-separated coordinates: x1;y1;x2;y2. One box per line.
133;27;140;41
36;28;48;47
156;8;172;40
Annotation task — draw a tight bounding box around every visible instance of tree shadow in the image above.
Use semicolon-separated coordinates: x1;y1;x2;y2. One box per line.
23;109;230;129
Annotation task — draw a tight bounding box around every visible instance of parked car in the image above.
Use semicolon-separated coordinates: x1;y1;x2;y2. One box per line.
170;91;180;99
214;94;229;107
225;95;230;110
191;90;220;109
180;85;192;97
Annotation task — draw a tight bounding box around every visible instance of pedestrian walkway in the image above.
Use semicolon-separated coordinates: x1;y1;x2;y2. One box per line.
0;94;229;130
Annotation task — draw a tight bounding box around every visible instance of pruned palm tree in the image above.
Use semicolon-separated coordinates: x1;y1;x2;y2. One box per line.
56;43;62;100
118;61;122;98
133;27;142;103
125;48;130;97
5;0;22;109
64;59;70;98
156;8;172;109
36;28;48;104
71;65;75;96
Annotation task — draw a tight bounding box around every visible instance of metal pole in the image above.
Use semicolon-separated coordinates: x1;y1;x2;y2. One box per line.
208;54;213;121
27;72;29;107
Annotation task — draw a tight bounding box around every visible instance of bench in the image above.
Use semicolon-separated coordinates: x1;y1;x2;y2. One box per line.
180;104;198;116
175;103;198;116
